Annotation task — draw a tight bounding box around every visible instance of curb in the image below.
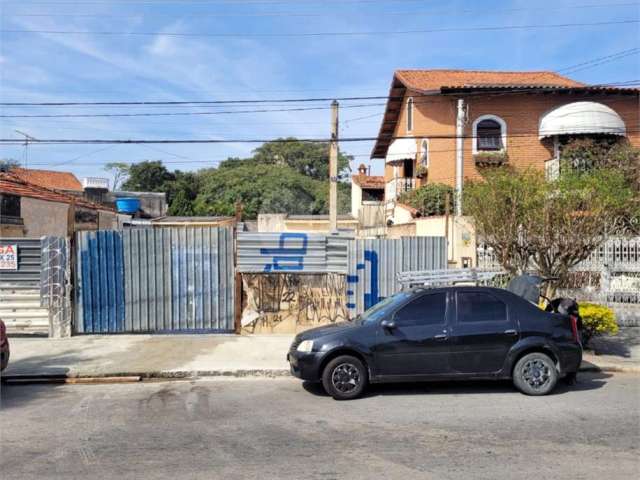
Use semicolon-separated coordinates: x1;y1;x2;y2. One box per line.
3;365;638;384
1;369;292;383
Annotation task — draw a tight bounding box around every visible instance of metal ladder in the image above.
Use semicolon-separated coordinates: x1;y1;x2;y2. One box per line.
397;268;504;288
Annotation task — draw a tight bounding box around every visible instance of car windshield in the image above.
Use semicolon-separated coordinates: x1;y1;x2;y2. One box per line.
359;291;413;325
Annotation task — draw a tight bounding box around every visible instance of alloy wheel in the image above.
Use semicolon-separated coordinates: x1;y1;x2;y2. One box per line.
331;363;361;393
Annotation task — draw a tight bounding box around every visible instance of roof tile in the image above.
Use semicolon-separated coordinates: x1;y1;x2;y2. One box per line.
10;167;83;191
394;69;584;91
0;172;112;211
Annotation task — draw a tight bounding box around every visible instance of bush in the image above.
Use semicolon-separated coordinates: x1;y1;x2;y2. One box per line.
578;302;618;346
398;183;454;216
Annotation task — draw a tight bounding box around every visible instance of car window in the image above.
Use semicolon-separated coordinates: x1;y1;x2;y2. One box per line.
457;292;507;323
360;291;412;325
393;292;447;327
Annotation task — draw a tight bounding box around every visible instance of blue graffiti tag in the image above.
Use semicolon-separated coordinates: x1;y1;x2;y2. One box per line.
345;249;380;311
260;233;308;272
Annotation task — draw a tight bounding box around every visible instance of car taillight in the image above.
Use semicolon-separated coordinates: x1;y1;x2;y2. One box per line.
569;315;579;342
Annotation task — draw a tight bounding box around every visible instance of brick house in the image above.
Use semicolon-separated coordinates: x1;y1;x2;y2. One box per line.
370;69;639;220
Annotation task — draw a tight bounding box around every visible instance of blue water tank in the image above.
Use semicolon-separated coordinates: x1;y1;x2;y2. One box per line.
115;198;141;214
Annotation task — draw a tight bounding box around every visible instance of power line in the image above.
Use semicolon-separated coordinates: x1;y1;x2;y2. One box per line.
0;103;386;118
2;130;638;145
1;77;637;108
6;2;638;19
2;19;637;38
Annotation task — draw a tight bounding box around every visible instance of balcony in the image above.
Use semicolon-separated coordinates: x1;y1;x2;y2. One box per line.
385;177;416;201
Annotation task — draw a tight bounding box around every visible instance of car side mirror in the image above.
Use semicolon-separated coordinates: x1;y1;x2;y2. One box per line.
381;319;396;330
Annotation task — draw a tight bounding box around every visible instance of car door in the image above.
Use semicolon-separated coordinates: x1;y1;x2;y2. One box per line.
449;290;519;374
373;291;451;377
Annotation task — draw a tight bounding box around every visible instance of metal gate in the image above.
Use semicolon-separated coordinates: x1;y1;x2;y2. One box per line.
75;227;234;333
0;237;50;333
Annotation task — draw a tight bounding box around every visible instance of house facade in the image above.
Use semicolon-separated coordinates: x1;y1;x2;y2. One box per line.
0;171;118;237
371;70;640;220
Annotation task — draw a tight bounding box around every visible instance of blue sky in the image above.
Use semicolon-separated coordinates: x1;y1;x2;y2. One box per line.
0;0;638;184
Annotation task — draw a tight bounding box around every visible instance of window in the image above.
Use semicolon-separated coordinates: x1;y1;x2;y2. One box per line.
394;292;447;327
406;97;414;132
473;115;507;153
0;194;21;224
362;188;384;202
457;292;507;324
403;158;414;178
420;139;429;167
361;291;412;325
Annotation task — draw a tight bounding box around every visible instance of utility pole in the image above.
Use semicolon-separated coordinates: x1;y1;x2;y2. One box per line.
329;100;339;233
15;130;37;168
455;99;465;216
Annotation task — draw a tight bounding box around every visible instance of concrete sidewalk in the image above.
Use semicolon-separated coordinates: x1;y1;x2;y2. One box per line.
2;329;639;380
2;334;293;378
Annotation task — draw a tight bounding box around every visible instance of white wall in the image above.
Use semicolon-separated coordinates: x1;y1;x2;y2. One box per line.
415;216;477;268
351;182;362;218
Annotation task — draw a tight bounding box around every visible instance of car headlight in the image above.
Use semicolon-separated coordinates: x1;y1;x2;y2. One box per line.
297;340;314;353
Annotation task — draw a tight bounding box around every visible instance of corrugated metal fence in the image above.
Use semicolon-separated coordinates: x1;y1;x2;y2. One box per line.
0;237;51;333
76;227;234;333
237;232;447;315
346;237;447;314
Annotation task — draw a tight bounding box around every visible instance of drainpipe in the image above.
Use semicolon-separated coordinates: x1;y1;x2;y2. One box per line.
455;98;465;217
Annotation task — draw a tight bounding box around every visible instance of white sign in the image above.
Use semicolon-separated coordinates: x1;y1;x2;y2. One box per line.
0;244;18;270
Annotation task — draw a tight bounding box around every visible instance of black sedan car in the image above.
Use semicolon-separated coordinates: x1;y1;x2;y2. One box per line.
288;286;582;400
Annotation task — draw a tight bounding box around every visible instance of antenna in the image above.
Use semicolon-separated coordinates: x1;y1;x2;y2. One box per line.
14;130;37;168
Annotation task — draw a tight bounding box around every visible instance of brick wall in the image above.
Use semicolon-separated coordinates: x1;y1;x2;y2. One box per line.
384;90;640;186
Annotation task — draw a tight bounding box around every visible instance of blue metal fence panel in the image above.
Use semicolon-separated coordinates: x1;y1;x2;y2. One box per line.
346;236;447;316
76;227;234;333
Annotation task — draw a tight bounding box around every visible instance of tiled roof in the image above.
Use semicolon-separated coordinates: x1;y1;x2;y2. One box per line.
10;167;83;191
352;174;385;189
394;69;584;92
0;172;113;211
372;69;590;159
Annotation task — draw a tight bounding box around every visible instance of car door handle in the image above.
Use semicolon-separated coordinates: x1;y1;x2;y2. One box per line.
434;334;448;341
504;329;518;336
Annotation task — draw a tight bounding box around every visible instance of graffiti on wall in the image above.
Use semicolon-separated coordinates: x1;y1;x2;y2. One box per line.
241;273;348;334
345;249;381;312
260;232;309;272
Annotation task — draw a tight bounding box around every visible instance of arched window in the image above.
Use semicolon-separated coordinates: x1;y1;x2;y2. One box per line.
406;97;414;132
472;115;507;153
420;139;429;167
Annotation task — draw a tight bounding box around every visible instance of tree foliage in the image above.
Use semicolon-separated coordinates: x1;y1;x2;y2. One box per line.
464;160;635;292
113;140;353;219
0;158;20;171
103;162;130;191
193;161;350;219
398;183;454;216
251;138;352;180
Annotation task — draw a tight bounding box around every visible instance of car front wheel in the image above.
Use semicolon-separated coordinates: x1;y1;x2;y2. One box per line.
322;355;367;400
513;352;558;396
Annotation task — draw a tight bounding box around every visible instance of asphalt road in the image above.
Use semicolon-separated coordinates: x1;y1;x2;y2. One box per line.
1;373;639;480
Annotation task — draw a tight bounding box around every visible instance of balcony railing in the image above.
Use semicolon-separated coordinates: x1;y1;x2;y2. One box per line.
386;177;416;200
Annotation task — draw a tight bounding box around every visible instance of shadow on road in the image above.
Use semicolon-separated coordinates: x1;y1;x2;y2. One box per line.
302;371;612;398
0;351;80;410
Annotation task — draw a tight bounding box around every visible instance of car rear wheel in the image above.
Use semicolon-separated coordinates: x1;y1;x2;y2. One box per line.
513;352;558;396
322;355;367;400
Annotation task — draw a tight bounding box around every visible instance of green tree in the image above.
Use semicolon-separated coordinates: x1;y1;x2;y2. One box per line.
251;138;352;180
464;165;635;294
194;163;325;219
398;183;454;216
121;160;175;192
